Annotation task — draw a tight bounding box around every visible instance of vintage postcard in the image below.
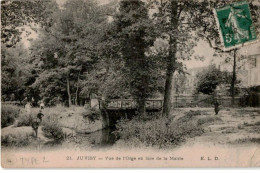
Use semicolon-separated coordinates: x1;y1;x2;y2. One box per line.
1;0;260;168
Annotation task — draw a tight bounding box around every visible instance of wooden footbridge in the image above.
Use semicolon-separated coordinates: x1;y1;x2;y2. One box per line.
98;99;163;126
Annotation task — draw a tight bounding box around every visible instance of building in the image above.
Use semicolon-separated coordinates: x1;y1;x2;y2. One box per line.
247;54;260;86
172;67;207;96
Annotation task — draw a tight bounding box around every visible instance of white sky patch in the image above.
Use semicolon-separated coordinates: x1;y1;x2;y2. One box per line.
56;0;67;8
184;39;260;69
20;25;39;49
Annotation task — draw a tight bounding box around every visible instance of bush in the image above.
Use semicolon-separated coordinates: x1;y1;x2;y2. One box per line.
16;108;41;127
240;86;260;107
1;105;20;128
42;115;64;142
16;112;34;127
1;133;32;147
114;115;204;148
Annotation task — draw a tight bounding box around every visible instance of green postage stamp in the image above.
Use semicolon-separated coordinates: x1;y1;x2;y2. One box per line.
214;1;258;50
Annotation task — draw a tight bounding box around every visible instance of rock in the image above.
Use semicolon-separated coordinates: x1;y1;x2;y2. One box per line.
62;127;75;135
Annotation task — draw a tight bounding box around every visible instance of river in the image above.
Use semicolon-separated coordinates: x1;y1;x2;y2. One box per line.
73;127;118;148
38;127;118;151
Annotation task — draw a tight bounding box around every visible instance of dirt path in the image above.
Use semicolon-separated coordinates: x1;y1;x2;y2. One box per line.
182;107;260;147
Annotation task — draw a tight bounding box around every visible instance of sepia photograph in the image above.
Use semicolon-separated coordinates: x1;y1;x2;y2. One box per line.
1;0;260;168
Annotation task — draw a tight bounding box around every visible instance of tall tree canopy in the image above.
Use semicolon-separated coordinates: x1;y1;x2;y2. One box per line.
29;0;111;106
111;0;156;116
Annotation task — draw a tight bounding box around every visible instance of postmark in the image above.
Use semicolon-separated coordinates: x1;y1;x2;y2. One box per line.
214;1;258;50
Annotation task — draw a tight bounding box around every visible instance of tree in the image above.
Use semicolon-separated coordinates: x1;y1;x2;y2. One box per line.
149;0;201;117
1;0;57;47
29;0;110;106
112;0;156;116
1;43;37;103
196;65;233;95
1;0;58;104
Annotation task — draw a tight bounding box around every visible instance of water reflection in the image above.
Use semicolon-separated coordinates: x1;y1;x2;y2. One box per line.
80;127;117;148
62;127;117;150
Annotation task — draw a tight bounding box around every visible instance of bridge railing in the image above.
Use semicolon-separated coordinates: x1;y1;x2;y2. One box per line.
100;99;163;110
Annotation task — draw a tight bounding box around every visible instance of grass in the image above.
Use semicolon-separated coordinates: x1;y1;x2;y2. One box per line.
221;128;236;134
197;116;222;126
243;121;260;127
230;137;260;144
185;110;203;117
1;133;34;147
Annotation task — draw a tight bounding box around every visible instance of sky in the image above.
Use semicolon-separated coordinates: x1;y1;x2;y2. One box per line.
185;39;260;69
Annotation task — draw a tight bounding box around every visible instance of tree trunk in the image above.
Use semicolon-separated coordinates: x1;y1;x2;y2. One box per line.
163;60;175;117
75;70;81;106
66;76;72;107
162;0;178;117
137;98;146;117
231;49;237;106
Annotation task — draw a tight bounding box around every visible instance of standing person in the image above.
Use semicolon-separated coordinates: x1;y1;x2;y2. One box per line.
40;101;45;110
32;97;35;106
213;90;220;115
25;101;32;116
32;110;45;138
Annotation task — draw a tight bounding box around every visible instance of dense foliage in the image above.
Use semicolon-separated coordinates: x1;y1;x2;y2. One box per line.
240;86;260;107
1;105;20;128
111;0;156;116
196;65;234;95
114;110;205;148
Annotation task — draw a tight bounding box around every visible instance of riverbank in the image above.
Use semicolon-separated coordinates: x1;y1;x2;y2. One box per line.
1;105;108;149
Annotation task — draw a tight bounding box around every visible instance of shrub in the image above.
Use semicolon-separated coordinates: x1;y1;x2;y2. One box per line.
42;115;64;142
240;86;260;107
114;115;204;148
16;112;34;127
1;105;20;128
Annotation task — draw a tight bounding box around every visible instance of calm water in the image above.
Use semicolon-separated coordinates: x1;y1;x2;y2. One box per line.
75;127;118;148
35;127;118;151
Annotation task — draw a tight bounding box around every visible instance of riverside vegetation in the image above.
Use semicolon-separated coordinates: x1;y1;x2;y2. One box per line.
1;104;223;149
1;104;104;148
2;104;260;149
